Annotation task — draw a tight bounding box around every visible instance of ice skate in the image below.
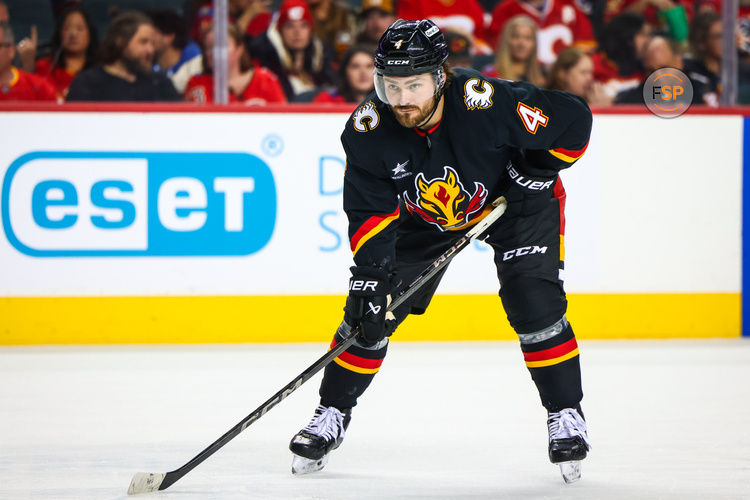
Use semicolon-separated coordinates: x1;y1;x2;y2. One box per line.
289;405;351;475
547;407;591;484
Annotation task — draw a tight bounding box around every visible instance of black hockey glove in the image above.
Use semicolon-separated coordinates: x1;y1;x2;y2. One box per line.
344;266;397;347
502;158;557;218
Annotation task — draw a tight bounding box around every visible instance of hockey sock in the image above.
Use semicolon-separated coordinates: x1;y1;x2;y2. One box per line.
519;321;583;411
319;322;388;410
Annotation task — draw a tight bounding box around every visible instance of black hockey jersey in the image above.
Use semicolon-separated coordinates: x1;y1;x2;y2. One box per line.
341;67;592;267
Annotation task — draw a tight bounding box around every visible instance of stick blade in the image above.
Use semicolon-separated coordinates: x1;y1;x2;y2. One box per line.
127;472;166;495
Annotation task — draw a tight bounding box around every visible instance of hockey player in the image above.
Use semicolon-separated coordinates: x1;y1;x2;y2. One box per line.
290;19;592;483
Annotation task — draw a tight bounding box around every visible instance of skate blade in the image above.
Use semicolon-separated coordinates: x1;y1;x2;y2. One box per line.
291;454;329;475
558;461;581;484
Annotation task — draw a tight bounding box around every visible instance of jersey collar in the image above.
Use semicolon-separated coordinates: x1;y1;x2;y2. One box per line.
413;119;442;137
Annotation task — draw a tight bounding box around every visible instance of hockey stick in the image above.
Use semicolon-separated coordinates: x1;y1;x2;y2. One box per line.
127;197;507;495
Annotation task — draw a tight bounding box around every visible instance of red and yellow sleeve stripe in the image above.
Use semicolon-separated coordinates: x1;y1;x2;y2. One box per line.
523;338;579;368
350;208;400;257
548;140;589;163
329;339;384;374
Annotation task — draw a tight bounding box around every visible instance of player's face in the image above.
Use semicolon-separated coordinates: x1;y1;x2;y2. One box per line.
280;20;312;52
346;52;375;94
384;73;438;128
61;11;90;55
562;55;594;97
122;23;156;73
509;24;535;62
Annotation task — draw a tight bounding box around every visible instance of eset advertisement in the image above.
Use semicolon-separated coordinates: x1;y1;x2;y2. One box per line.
2;151;276;256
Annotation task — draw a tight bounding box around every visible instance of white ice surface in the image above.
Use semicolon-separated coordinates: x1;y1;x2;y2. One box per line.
1;340;749;500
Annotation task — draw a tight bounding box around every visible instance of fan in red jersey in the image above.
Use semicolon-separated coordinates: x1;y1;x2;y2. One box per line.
185;24;286;105
591;12;650;99
0;22;58;101
398;0;491;50
489;0;596;65
485;15;545;87
34;6;98;98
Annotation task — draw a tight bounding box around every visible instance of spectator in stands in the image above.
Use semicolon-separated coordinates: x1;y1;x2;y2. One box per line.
67;11;180;102
398;0;490;51
489;0;597;65
487;15;544;86
231;0;272;39
547;46;612;106
614;35;718;105
354;0;396;49
0;22;57;101
313;45;373;103
604;0;690;43
249;0;335;101
185;24;285;104
1;1;38;74
190;3;215;45
191;1;272;46
444;30;473;68
150;10;202;94
593;13;650;98
34;6;98;98
307;0;356;60
684;11;721;96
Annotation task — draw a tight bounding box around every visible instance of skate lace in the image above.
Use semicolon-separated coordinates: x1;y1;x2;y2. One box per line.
302;405;345;442
548;408;591;449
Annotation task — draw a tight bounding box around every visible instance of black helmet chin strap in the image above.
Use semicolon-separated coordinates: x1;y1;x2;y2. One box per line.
416;70;446;131
416;88;444;131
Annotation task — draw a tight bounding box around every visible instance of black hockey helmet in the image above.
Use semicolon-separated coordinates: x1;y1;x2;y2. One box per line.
374;19;448;77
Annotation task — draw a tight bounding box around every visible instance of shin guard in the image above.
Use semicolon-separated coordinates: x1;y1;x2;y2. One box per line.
319;322;388;410
518;316;583;411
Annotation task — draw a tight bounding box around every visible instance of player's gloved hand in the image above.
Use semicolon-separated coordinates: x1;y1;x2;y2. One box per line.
344;266;397;347
502;156;557;217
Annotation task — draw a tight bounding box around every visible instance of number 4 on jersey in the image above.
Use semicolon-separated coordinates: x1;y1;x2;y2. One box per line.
516;102;549;134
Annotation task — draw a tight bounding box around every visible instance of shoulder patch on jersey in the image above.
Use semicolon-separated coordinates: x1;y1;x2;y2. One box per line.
516;102;549;134
352;101;380;133
463;78;494;110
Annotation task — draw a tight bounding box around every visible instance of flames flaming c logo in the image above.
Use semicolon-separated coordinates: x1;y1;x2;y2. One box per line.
404;166;487;231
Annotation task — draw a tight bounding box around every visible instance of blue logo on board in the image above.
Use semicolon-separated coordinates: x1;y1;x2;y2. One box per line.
1;152;277;257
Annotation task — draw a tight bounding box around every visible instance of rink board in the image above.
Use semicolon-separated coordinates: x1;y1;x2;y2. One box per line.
0;106;745;343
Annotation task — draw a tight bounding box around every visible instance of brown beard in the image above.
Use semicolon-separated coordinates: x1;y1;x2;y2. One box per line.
392;96;436;128
121;49;152;76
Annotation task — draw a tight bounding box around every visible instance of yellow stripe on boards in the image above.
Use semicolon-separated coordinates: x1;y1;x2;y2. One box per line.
0;293;740;345
332;357;380;374
525;348;579;368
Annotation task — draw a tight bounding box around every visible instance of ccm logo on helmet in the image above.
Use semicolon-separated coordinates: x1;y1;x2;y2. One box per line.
387;59;410;65
503;245;548;261
350;280;379;292
507;165;554;190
